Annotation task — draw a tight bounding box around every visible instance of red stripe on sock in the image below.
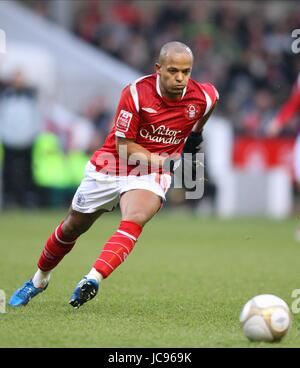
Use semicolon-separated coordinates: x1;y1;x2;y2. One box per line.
93;221;142;278
37;221;77;272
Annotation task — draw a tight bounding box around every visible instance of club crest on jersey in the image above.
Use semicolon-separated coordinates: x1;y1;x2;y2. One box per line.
116;110;133;132
186;104;200;120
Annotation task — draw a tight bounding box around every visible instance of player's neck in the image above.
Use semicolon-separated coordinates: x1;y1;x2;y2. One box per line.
161;89;182;101
159;82;183;101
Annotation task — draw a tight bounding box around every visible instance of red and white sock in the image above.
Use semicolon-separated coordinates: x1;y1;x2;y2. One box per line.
36;221;77;273
93;220;142;279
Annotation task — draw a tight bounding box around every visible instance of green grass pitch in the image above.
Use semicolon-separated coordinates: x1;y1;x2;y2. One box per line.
0;209;300;347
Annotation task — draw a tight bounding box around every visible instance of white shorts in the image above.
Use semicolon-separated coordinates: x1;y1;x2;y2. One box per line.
295;134;300;182
72;161;172;213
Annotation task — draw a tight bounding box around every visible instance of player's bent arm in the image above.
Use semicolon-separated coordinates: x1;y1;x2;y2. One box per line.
116;137;164;168
192;102;217;133
183;102;217;154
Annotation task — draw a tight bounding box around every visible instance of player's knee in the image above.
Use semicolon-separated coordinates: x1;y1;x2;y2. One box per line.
123;212;149;227
62;217;89;237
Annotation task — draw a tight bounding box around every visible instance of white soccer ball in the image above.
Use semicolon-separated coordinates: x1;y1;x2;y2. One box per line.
240;294;291;342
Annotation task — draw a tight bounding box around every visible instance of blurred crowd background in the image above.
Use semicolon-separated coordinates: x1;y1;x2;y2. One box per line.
26;0;300;135
0;0;299;217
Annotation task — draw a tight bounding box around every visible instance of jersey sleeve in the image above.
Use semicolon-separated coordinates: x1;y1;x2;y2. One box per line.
201;83;219;116
114;84;140;139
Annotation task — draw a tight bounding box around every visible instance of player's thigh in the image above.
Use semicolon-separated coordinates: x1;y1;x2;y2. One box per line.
120;189;161;226
62;207;107;237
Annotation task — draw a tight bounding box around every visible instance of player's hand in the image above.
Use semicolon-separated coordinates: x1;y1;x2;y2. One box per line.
181;131;204;180
162;131;204;175
183;131;203;154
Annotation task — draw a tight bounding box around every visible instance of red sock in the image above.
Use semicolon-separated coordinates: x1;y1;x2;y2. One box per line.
37;221;78;272
93;220;142;278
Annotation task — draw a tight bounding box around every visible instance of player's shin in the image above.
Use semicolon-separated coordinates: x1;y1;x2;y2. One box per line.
93;220;143;278
34;221;78;286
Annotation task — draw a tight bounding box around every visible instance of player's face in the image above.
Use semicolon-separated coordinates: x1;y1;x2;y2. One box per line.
156;52;193;99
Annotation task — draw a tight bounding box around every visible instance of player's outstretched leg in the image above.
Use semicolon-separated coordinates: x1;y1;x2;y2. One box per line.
69;189;161;309
9;209;104;307
9;220;77;307
69;220;143;308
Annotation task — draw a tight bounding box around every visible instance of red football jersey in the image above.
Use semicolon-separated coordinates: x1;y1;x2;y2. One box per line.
90;73;219;175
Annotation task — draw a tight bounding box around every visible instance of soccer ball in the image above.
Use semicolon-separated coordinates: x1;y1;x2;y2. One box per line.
240;294;291;342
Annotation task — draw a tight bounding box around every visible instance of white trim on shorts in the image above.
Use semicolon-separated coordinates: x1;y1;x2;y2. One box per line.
72;162;172;213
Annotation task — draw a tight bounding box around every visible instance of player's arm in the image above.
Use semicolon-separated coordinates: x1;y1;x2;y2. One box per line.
192;101;218;134
116;137;164;168
184;83;219;154
183;102;218;154
116;137;180;173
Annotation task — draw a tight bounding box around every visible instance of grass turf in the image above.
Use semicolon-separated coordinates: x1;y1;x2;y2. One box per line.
0;209;300;347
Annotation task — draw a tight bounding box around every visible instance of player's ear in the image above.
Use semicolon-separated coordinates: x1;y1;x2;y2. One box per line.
155;63;161;75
